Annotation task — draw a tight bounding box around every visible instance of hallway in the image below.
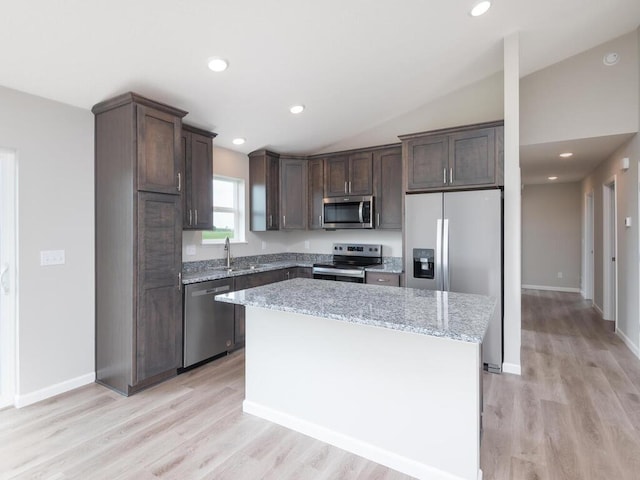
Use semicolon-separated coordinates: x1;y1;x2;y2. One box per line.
480;290;640;479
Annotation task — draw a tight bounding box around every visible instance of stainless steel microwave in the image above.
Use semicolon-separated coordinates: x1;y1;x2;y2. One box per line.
322;196;374;229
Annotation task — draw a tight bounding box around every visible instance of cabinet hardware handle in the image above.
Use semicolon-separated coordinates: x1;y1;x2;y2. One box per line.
377;213;380;227
189;209;192;226
377;278;390;283
177;172;181;192
443;168;447;184
450;168;453;184
344;181;348;194
283;215;286;227
194;209;198;225
269;215;272;228
348;181;352;193
178;272;182;291
319;215;322;226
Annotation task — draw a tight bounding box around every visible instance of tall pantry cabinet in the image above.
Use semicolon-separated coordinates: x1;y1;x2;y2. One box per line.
93;93;186;396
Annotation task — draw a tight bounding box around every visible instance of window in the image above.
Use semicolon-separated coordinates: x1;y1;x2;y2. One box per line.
202;176;245;244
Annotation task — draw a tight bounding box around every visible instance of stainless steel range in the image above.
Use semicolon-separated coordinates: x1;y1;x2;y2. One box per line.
312;243;382;283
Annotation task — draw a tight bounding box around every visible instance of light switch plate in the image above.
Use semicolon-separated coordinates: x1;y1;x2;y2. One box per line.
40;250;65;266
185;244;196;256
304;240;310;249
625;216;632;227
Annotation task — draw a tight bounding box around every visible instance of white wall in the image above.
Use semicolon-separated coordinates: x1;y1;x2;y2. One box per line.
0;86;94;404
317;72;504;154
522;183;582;291
182;146;403;262
521;30;639;146
582;134;639;355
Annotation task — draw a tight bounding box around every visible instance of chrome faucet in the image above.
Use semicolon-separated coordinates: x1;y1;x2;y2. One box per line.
224;236;231;268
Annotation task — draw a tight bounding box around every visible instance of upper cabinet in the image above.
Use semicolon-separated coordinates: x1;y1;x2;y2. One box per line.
373;146;402;230
280;156;308;230
324;151;373;197
308;158;324;230
181;125;216;230
401;121;504;192
136;104;183;195
249;150;280;231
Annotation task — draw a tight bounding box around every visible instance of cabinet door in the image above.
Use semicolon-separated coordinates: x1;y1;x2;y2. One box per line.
366;271;400;287
449;127;496;187
308;159;324;229
405;134;449;191
136;192;182;384
348;151;373;195
266;154;280;230
188;132;213;229
280;158;307;230
324;155;349;197
137;105;182;195
373;147;402;230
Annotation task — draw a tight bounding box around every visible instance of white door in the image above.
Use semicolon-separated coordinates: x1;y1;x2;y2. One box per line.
582;192;594;301
602;179;617;325
0;148;17;409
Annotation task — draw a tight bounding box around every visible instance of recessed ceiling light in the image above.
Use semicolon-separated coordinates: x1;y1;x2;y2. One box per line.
232;137;246;145
603;52;620;66
548;176;558;181
559;152;573;158
207;57;229;72
289;105;305;114
470;1;491;17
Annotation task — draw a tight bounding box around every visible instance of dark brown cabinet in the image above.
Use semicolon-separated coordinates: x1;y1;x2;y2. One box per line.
182;125;216;230
308;158;324;230
373;147;402;230
249;149;280;231
283;266;313;280
324;152;373;197
401;121;504;192
280;157;308;230
93;92;186;396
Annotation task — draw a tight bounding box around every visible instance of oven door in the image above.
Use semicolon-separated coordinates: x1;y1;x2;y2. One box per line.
312;267;365;283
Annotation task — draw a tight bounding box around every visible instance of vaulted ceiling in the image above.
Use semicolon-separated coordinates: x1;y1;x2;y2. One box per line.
1;0;639;162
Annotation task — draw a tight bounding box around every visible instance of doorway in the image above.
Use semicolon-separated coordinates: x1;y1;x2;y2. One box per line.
582;191;594;301
602;178;617;326
0;148;17;409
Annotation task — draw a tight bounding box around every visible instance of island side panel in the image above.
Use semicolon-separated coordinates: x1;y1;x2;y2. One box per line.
243;306;481;480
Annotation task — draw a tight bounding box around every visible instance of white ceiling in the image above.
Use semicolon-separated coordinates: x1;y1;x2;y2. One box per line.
1;0;639;162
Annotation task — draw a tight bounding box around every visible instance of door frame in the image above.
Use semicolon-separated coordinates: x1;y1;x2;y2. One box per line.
582;190;594;301
0;148;17;409
602;176;617;326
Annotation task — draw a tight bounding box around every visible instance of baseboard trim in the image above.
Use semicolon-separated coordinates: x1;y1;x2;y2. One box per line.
521;284;580;293
243;400;470;480
15;372;95;408
502;363;521;375
616;328;640;359
592;302;604;317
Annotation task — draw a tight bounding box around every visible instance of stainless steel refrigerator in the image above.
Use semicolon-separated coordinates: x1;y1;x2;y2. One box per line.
404;189;503;373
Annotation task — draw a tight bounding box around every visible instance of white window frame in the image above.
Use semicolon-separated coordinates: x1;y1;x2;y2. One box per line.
202;175;246;244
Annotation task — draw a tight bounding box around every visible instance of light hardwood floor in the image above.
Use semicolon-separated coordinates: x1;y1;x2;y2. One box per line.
1;290;639;479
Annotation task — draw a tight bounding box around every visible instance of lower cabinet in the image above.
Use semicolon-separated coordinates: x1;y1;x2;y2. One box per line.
365;271;401;287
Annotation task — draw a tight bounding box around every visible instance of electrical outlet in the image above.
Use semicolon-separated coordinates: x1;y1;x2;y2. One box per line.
185;244;196;256
261;241;266;250
557;272;563;279
304;240;310;249
40;250;65;266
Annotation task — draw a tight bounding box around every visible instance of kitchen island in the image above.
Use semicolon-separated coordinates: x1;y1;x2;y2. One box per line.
216;278;496;480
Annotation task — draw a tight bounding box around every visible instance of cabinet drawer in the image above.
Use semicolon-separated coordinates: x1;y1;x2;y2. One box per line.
365;272;400;287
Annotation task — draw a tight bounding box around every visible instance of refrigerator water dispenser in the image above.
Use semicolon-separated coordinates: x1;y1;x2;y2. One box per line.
413;248;434;279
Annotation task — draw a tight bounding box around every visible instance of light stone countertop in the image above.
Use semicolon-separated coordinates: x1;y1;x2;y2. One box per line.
216;278;495;343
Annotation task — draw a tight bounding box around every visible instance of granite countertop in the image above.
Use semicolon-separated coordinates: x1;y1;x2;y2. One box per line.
216;278;495;343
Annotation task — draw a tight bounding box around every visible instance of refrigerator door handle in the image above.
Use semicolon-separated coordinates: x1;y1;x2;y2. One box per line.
443;218;450;291
436;218;443;290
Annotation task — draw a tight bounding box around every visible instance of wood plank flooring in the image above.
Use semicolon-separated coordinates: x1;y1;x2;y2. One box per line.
1;289;639;479
481;290;640;479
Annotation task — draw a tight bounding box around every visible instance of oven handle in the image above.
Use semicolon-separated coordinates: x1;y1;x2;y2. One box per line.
312;267;365;278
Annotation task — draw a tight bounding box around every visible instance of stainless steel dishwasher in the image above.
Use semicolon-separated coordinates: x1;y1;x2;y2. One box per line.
183;278;235;368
